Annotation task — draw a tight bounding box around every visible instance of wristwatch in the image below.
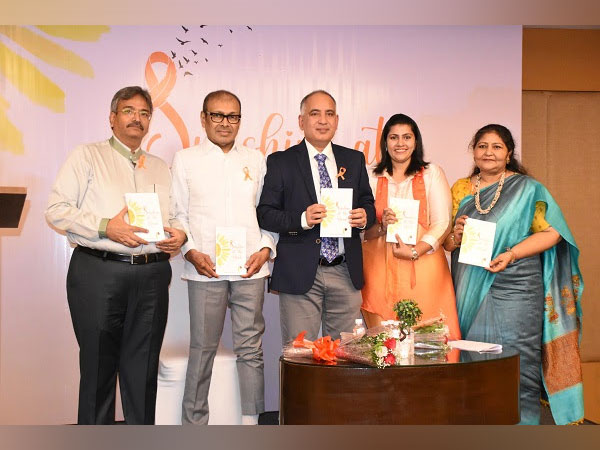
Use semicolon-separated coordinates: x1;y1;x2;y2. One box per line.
410;247;419;261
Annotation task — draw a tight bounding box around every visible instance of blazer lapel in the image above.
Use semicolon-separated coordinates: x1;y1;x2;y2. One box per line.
332;144;350;189
296;140;318;204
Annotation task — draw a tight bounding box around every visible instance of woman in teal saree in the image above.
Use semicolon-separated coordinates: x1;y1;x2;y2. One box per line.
443;124;584;425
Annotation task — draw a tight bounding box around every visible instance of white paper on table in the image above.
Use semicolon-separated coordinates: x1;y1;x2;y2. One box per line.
125;193;165;242
458;218;496;267
449;340;503;353
215;226;247;276
320;188;353;238
386;197;419;245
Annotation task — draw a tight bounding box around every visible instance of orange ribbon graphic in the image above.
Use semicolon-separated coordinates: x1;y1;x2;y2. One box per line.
243;166;252;181
137;154;146;169
336;167;346;180
145;51;190;150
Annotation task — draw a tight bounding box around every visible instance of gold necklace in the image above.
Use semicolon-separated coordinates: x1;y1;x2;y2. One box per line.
474;171;506;214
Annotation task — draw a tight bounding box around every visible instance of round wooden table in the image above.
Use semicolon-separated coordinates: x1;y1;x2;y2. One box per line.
279;349;520;424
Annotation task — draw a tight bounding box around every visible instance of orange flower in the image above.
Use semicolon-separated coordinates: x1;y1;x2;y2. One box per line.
312;336;340;362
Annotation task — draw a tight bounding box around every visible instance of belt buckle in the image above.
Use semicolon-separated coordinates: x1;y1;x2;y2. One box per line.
130;254;148;264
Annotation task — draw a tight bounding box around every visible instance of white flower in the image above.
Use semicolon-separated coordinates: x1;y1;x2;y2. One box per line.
375;346;388;358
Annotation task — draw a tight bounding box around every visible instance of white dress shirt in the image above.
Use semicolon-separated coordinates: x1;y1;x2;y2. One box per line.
368;162;452;251
170;139;276;282
46;135;175;254
300;140;345;255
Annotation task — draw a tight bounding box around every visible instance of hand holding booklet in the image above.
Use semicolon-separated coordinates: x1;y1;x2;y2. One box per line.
125;193;165;242
215;226;247;276
320;188;353;238
458;218;496;267
386;197;419;245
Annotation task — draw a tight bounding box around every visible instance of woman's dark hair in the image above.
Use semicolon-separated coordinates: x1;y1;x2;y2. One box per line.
373;114;429;176
468;124;527;176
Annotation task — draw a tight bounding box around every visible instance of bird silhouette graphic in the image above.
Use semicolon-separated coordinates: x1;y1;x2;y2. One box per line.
229;29;233;33
194;60;198;64
184;71;193;76
191;49;197;56
218;44;223;47
247;26;253;31
178;60;183;69
181;25;189;33
170;50;176;59
183;56;190;64
199;25;206;28
201;38;208;45
176;37;190;45
204;58;208;62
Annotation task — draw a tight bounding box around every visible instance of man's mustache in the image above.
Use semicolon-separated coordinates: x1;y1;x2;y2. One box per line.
127;121;144;131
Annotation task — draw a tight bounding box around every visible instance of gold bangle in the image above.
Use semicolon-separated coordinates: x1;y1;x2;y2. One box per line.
505;247;517;264
450;233;460;248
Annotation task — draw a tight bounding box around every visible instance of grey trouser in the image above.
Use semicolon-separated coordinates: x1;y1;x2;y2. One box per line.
182;278;266;424
279;262;362;345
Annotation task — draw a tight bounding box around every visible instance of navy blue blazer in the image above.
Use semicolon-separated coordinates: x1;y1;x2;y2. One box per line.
257;140;375;294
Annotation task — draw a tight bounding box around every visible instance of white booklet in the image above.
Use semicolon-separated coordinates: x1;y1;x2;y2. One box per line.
386;197;419;245
124;193;165;242
458;218;496;267
215;226;247;276
320;188;353;238
449;340;503;353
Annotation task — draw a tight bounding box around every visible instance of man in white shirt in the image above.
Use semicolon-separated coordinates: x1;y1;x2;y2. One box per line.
171;90;275;425
46;86;186;424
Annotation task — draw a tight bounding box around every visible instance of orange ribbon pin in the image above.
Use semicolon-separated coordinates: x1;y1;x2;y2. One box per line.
243;166;252;181
336;167;346;180
137;154;146;169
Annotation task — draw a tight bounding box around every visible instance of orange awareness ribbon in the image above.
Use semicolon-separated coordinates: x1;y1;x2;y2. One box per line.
336;167;346;180
145;51;190;149
136;154;146;169
243;166;252;181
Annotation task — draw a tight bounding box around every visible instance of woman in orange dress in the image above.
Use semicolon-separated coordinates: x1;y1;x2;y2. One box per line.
361;114;460;340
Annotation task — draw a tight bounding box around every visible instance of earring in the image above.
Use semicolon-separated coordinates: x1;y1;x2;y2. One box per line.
506;156;510;164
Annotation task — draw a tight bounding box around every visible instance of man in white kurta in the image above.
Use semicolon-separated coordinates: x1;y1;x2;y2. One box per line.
171;90;275;425
46;86;186;424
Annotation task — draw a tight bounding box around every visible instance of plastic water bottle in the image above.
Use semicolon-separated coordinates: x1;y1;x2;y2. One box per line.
352;318;365;337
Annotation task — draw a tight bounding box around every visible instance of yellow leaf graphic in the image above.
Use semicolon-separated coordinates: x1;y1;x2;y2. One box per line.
36;26;110;42
0;41;65;113
0;26;94;78
0;94;24;154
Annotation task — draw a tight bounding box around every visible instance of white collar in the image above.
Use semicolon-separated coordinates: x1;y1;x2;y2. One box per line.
305;139;333;162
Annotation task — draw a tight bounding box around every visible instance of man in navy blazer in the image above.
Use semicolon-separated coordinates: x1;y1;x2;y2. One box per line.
257;90;375;344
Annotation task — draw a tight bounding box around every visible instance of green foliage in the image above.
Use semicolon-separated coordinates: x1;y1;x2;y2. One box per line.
393;299;423;331
414;322;444;334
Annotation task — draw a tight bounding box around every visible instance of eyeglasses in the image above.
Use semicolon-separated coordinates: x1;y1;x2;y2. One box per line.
205;111;241;124
119;107;152;120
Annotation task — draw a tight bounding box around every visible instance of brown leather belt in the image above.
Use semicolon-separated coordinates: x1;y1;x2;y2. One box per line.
77;246;170;265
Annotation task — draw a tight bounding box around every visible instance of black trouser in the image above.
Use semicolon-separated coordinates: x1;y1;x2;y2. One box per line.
66;247;171;424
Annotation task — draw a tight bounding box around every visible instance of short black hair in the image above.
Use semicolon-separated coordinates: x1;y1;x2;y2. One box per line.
202;90;242;113
110;86;153;114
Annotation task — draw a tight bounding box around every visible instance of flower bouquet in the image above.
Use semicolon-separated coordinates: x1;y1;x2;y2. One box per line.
413;315;451;355
334;324;413;368
282;331;340;363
